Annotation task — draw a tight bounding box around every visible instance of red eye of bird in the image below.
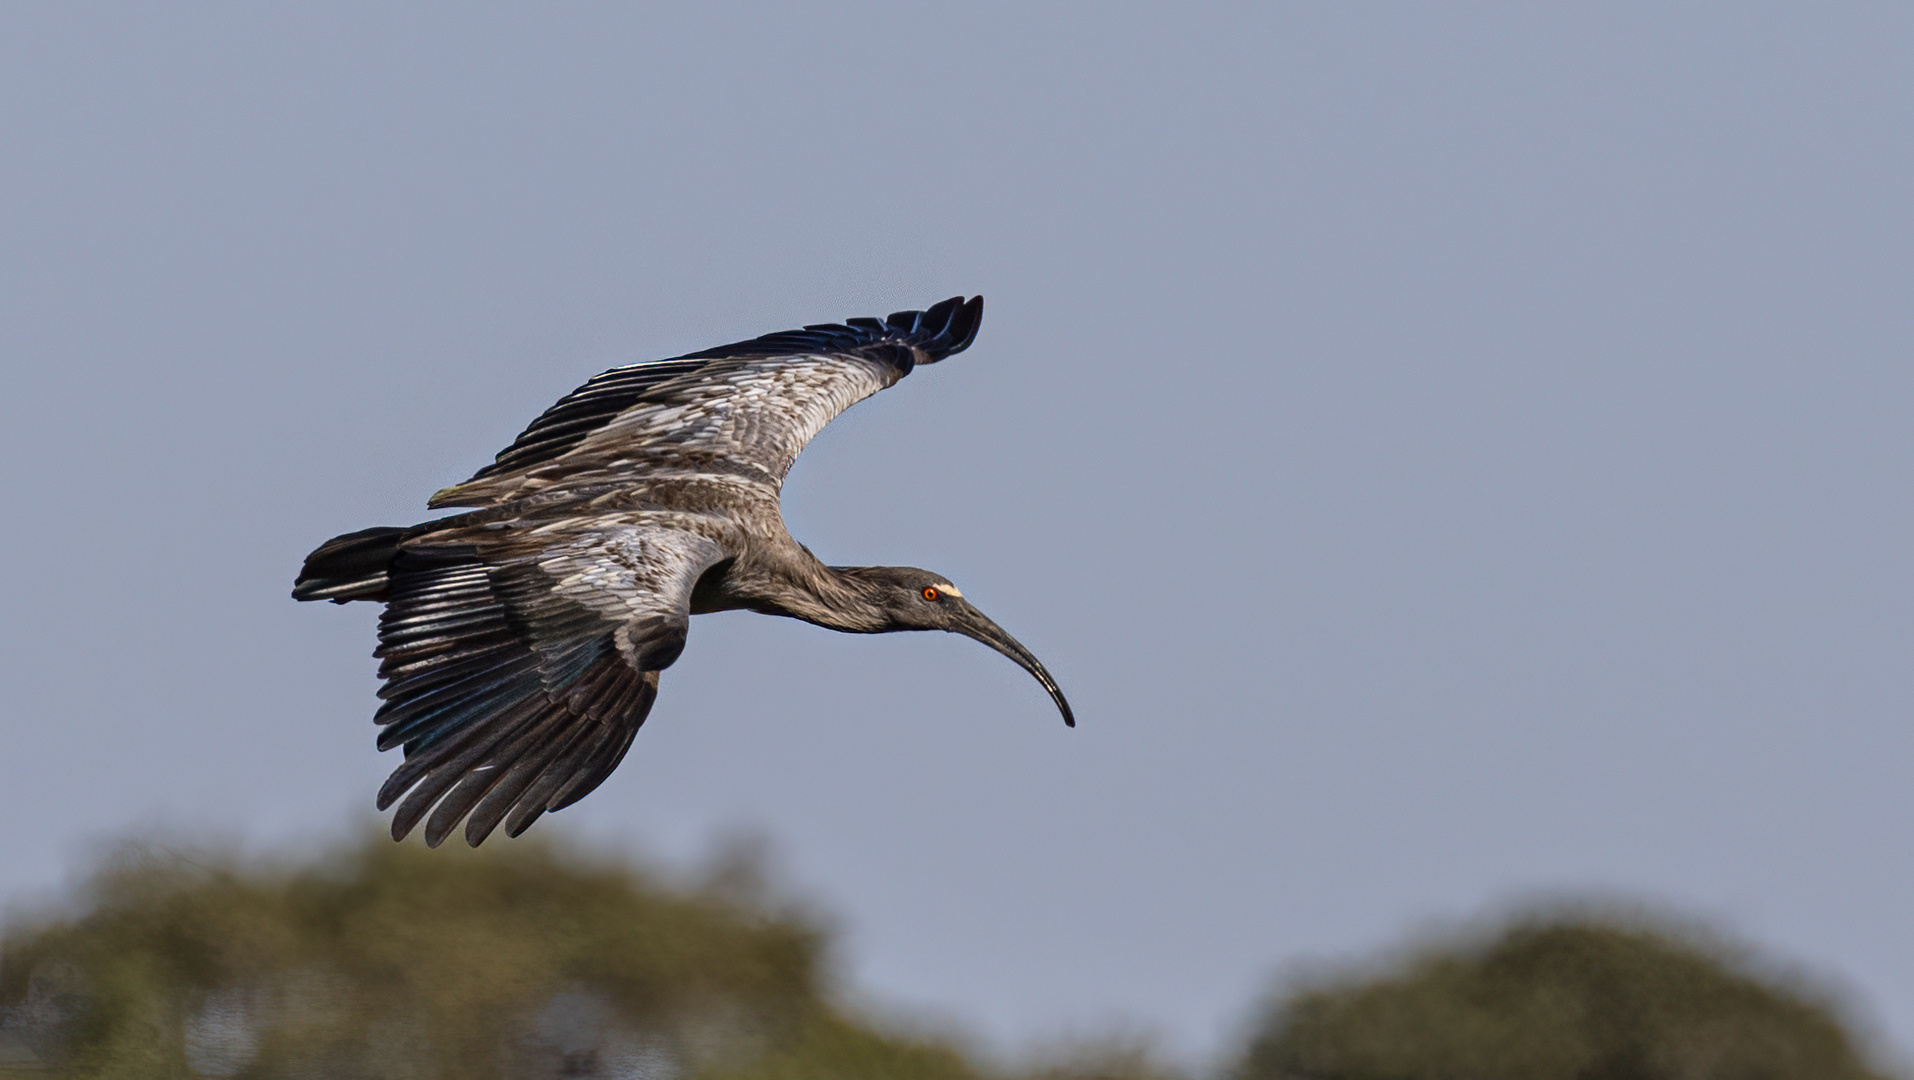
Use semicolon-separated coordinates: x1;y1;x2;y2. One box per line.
922;587;940;602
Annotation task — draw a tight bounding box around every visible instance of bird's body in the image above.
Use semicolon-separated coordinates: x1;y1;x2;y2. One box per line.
296;297;1071;848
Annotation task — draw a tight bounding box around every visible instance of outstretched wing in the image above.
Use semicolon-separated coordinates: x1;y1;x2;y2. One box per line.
370;519;728;847
429;296;983;510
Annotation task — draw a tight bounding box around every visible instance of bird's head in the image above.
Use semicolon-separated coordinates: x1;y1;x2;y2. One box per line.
836;566;1075;727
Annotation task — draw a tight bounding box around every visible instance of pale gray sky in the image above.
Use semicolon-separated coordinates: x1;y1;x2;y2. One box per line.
2;3;1910;1068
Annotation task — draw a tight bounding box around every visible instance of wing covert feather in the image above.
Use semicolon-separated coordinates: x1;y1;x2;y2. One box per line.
431;296;982;509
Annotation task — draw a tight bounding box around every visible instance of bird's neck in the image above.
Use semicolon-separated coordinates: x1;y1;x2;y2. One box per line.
747;559;894;634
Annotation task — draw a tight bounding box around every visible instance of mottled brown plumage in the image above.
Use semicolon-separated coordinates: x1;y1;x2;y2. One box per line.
295;297;1072;847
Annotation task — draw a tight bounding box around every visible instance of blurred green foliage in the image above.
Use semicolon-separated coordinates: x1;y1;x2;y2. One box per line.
0;834;1175;1080
0;834;1891;1080
1234;915;1891;1080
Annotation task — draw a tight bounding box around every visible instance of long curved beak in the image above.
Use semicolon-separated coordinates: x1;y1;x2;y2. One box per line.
952;606;1075;728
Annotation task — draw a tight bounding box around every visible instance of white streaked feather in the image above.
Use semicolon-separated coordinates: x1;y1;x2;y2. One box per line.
443;353;898;507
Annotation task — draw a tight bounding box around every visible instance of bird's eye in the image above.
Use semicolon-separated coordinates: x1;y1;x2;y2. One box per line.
922;587;940;602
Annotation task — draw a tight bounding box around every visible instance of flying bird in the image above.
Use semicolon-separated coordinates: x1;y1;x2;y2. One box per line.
294;296;1072;848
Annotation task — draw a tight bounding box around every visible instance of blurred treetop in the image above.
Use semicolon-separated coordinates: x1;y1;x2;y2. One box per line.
1234;915;1893;1080
0;834;1006;1080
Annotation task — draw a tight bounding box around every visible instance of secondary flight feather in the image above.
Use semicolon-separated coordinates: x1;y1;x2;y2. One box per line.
295;296;1072;848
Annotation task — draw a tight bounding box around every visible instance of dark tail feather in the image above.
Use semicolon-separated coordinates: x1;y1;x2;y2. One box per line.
293;526;407;603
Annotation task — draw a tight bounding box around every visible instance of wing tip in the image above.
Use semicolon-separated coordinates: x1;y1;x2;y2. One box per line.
896;295;983;364
678;295;985;367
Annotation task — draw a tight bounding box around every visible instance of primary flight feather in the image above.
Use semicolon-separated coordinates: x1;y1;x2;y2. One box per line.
295;296;1072;848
